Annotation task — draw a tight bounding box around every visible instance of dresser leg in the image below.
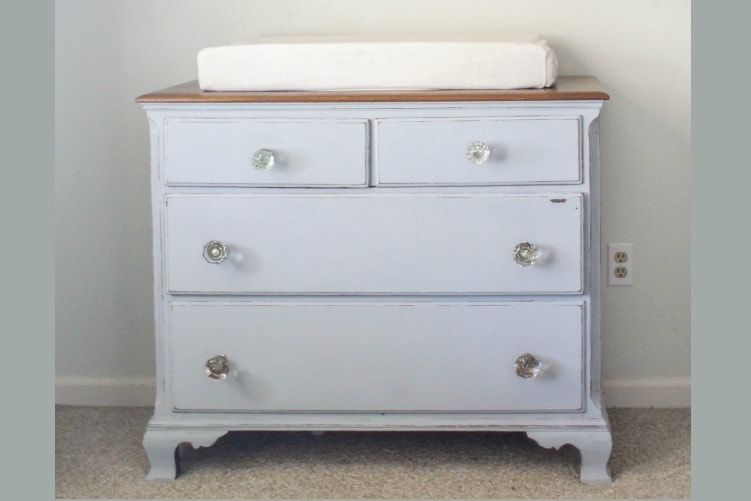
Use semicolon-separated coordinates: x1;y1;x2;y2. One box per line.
526;430;613;484
143;427;228;480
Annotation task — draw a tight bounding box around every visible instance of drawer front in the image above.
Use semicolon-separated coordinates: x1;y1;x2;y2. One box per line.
165;193;582;294
163;119;369;186
171;302;584;412
375;117;581;185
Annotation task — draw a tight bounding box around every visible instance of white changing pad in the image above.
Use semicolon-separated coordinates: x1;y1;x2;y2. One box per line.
197;35;558;91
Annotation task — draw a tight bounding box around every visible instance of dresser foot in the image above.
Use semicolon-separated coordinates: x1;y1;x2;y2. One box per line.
527;430;613;484
143;427;228;480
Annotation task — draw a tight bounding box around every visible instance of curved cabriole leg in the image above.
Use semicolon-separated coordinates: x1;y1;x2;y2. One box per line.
527;430;613;484
143;428;228;480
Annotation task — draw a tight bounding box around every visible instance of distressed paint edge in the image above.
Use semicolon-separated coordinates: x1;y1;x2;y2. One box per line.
55;376;690;408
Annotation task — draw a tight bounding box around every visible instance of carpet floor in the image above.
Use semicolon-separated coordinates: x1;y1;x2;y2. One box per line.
55;406;690;499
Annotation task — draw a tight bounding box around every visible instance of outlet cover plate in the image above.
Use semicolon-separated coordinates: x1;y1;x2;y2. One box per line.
608;243;634;285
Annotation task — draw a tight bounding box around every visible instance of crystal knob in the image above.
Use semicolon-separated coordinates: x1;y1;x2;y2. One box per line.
466;141;491;164
203;240;228;264
205;354;230;380
251;148;275;171
513;242;539;267
515;353;545;379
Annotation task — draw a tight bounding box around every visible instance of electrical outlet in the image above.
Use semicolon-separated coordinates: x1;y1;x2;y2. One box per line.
608;243;633;285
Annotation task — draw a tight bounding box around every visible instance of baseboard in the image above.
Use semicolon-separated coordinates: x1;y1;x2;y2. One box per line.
55;377;156;407
602;377;690;408
55;376;691;408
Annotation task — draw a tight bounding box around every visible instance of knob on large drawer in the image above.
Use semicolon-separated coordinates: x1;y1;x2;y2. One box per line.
203;240;229;264
205;354;230;380
466;141;491;164
513;242;540;267
515;353;546;379
252;148;276;171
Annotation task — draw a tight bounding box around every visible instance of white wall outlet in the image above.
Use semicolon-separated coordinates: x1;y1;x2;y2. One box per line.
608;243;634;285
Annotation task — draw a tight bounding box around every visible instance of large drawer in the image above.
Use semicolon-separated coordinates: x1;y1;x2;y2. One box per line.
165;193;583;294
375;117;581;185
170;301;585;412
163;118;369;186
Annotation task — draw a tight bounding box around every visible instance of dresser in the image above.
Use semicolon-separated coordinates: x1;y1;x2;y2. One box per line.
137;76;612;483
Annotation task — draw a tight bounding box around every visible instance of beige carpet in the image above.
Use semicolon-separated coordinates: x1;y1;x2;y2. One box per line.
55;406;690;499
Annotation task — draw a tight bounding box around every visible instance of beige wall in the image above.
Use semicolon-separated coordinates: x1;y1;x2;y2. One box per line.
55;0;691;406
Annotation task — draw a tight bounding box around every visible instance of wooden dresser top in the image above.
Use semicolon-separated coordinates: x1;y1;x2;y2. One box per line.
137;75;609;103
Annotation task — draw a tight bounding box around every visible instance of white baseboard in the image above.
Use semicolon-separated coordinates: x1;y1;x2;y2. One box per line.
55;377;156;407
56;376;691;408
603;377;690;408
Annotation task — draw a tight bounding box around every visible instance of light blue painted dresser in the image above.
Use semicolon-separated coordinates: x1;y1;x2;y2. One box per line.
137;77;612;483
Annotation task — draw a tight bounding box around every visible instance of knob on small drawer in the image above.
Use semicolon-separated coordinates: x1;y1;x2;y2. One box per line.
205;354;230;380
515;353;546;379
203;241;229;264
466;141;491;164
252;148;276;171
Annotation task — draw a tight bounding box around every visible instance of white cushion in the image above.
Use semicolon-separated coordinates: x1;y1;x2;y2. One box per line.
197;35;558;91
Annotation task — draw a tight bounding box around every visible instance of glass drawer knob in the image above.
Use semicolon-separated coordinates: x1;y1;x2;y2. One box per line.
203;240;228;264
513;242;539;267
515;353;545;379
205;354;230;380
466;141;491;164
252;148;276;171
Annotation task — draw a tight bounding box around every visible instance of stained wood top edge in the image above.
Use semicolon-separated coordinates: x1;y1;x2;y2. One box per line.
137;76;608;104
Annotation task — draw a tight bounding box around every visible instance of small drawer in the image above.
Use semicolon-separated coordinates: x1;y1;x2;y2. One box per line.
163;118;369;186
375;117;581;185
165;193;583;295
171;301;585;412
